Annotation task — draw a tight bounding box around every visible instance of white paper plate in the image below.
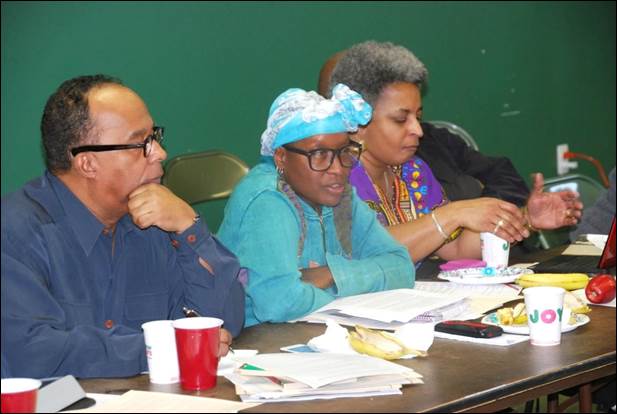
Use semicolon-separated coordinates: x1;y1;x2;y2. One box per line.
437;266;534;285
481;312;590;335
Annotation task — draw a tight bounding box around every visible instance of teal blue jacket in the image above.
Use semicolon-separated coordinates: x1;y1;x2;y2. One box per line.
218;162;415;327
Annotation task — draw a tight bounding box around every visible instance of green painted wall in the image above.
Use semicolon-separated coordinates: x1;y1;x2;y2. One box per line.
2;1;615;231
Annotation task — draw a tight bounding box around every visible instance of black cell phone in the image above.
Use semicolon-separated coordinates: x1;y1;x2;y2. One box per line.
435;320;503;338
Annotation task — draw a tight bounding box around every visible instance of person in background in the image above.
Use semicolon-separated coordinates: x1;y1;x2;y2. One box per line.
570;166;616;239
326;40;582;265
318;48;530;207
218;84;414;326
1;75;245;379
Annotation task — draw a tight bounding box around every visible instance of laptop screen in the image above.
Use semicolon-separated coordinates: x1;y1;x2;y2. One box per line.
598;217;616;270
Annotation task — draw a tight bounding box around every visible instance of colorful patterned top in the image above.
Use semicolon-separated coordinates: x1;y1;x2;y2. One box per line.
349;156;448;227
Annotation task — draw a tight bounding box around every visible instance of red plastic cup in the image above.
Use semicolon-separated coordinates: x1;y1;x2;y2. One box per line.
1;378;42;413
173;317;223;390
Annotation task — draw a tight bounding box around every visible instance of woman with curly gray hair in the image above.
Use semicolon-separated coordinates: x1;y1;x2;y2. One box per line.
328;40;583;265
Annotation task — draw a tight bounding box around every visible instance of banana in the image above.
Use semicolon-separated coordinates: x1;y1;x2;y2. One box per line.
496;307;513;325
564;290;591;315
515;273;589;290
512;303;527;324
497;303;527;325
348;325;426;360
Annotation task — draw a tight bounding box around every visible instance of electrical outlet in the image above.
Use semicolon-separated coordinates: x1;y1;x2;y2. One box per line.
556;143;578;175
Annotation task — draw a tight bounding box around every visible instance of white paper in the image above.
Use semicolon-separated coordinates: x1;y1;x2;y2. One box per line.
414;281;522;297
238;389;402;403
511;262;539;269
414;281;522;319
433;331;529;346
298;311;409;330
233;353;420;389
66;390;259;413
578;234;609;250
301;288;467;324
562;242;603;256
217;349;259;376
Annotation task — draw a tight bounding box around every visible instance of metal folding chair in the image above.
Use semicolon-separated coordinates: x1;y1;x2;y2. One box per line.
163;150;249;205
427;120;480;150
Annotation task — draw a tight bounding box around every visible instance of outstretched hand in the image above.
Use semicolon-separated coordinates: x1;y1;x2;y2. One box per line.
526;173;583;230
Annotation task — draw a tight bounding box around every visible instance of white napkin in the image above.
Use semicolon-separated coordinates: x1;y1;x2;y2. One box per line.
307;321;357;354
393;322;434;352
306;320;433;359
572;288;616;308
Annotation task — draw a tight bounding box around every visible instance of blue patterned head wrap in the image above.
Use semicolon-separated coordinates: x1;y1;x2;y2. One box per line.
260;83;372;156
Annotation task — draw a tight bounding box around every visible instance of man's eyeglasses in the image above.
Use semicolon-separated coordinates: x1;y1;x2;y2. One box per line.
283;141;362;172
70;126;165;157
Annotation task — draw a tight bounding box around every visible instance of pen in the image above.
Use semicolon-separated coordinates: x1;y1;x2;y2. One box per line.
181;306;234;354
182;306;200;318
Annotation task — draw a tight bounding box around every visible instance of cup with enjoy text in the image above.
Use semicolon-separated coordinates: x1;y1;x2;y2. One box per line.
480;232;510;268
523;286;566;346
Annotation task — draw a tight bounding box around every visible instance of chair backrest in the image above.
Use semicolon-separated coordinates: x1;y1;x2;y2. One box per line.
537;174;605;249
427;120;480;150
163;150;249;205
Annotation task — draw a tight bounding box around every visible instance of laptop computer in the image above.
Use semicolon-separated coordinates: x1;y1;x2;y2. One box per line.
530;217;616;274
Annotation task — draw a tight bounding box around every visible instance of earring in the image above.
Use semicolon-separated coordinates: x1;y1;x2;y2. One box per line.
276;165;284;176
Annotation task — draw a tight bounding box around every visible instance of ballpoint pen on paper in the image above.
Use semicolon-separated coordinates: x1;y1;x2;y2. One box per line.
181;306;234;354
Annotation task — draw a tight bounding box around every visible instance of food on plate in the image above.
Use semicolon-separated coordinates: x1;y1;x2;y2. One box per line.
585;274;616;304
563;290;591;315
515;273;589;290
496;291;590;326
496;303;527;325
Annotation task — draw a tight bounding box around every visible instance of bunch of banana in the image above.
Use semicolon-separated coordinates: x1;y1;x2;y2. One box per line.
515;273;589;290
348;325;427;360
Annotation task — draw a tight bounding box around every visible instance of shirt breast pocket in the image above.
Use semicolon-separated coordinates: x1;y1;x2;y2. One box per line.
124;292;169;327
58;300;95;327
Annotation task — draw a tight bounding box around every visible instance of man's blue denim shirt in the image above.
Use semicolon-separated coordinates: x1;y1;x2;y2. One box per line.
1;171;244;379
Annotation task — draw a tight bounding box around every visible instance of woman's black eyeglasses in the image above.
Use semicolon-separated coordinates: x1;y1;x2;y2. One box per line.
283;141;362;172
70;126;165;157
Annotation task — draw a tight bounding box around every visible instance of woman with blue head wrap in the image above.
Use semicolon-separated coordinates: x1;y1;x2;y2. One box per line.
218;84;414;326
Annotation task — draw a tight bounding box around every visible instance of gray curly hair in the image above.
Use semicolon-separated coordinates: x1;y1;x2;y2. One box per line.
329;41;428;105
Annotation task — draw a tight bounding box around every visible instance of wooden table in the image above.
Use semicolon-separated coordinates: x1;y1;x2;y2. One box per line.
80;305;615;412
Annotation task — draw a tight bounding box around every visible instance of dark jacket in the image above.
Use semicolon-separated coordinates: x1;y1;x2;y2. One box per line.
417;122;530;206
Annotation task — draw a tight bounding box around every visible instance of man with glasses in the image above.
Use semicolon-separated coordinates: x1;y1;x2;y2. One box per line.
218;84;414;327
1;75;245;379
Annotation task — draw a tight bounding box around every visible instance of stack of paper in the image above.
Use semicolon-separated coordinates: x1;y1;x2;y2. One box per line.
225;353;423;402
414;281;522;319
295;288;469;329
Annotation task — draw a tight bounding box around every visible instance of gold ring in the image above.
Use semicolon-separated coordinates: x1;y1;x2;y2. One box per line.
565;209;571;218
493;219;505;234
